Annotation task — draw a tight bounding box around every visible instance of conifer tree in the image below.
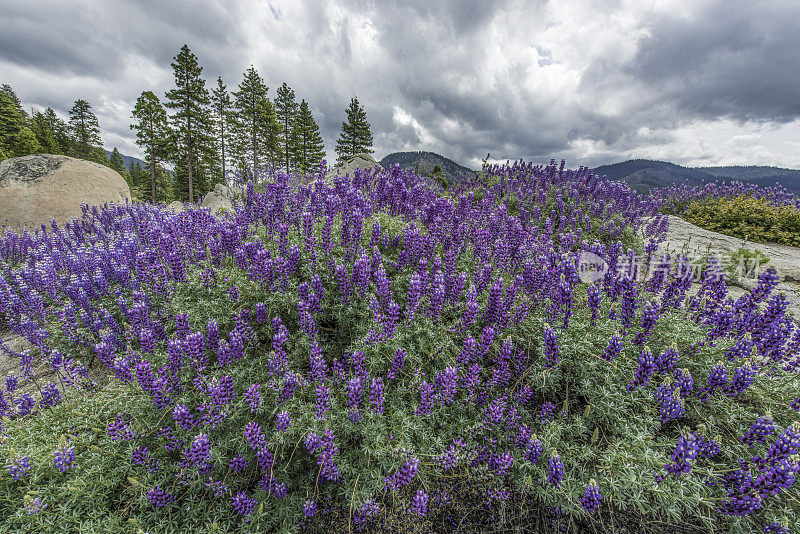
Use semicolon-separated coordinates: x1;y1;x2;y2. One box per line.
108;147;127;176
0;88;39;159
164;44;214;202
211;77;232;185
231;66;280;179
290;99;325;174
274;82;298;172
68;99;101;159
131;91;171;203
334;97;373;163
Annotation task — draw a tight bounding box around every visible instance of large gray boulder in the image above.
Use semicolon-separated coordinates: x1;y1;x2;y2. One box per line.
649;215;800;318
0;154;131;231
200;190;233;215
325;153;382;183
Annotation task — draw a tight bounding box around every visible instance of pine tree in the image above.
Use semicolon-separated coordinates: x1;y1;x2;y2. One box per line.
43;108;72;153
131;91;171;203
290;100;325;174
108;147;127;176
231;66;273;180
275;82;298;172
211;77;233;185
68;99;102;159
0;88;39;159
335;97;373;163
164;44;214;202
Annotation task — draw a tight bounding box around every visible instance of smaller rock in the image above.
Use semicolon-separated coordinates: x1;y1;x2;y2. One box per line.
165;200;185;213
325;153;382;183
201;192;233;215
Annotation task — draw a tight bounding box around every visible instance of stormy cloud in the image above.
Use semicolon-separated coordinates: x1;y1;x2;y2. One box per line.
1;0;798;170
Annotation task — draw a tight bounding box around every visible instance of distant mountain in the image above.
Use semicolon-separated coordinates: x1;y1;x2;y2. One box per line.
380;151;477;185
697;166;800;192
105;150;146;171
592;159;800;195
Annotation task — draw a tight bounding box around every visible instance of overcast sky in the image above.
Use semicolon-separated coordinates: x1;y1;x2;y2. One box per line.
2;0;800;170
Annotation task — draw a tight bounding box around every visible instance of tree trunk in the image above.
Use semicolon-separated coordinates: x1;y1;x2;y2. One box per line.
221;121;226;186
151;153;157;203
187;112;194;203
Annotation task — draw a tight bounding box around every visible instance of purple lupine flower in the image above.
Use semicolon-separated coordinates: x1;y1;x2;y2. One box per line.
705;363;728;395
633;299;660;345
547;453;564;487
347;376;363;422
557;276;573;328
227;284;240;303
7;455;32;480
204;478;229;498
437;366;459;405
229;453;249;473
184;433;212;470
765;422;800;462
696;434;721;457
525;436;543;463
654;380;685;423
387;349;405;379
484;396;507;427
763;520;790;534
39;383;62;409
23;496;47;515
302;499;318;518
542;323;559;368
665;432;699;475
147;486;176;508
587;283;602;326
579;480;603;513
673;368;694;398
539;401;557;423
231;491;256;517
244;383;261;412
417;380;435;415
411;489;429;517
369;376;385;414
315;383;331;419
726;363;758;396
601;333;623;361
384;455;420;490
742;416;775;447
172;403;198;431
275;411;291;432
627;347;655;391
655;345;679;373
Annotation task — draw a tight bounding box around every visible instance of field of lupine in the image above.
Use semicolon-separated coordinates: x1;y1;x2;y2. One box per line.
1;160;799;533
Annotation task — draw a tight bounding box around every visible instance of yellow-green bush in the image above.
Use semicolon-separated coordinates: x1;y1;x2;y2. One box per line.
683;195;800;246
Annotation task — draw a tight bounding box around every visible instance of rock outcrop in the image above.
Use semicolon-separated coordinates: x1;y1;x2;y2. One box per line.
0;154;131;231
650;215;800;318
325;153;382;183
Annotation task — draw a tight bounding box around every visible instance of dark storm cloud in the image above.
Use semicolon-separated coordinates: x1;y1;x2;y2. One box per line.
2;0;799;169
0;1;245;78
625;0;800;124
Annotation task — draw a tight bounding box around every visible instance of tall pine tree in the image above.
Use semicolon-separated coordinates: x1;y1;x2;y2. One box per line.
231;66;279;179
0;87;39;159
274;82;297;172
211;77;232;185
108;147;127;176
335;97;373;163
68;99;101;160
131;91;171;203
290;100;325;174
164;45;214;202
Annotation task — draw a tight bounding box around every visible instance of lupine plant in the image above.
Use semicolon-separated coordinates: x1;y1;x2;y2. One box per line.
0;160;798;533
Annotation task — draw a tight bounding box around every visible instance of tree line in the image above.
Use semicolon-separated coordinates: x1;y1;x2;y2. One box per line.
0;44;374;203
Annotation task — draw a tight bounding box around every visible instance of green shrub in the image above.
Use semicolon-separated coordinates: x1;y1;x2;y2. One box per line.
683;196;800;246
